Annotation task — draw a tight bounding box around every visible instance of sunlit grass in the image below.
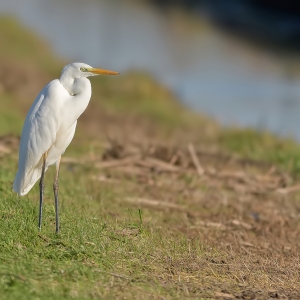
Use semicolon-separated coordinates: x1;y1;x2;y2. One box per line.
0;17;61;75
0;157;208;299
0;95;24;136
220;128;300;177
1;15;300;299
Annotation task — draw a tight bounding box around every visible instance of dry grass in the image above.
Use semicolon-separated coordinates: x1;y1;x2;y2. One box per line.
2;127;300;299
1;16;300;299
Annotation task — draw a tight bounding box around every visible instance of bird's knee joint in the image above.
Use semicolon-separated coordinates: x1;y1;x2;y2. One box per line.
53;181;59;190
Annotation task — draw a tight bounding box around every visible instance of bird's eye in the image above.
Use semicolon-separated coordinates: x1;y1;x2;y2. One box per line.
80;67;87;72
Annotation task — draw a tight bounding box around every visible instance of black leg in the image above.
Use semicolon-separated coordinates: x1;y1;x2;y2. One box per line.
53;156;61;233
38;152;47;231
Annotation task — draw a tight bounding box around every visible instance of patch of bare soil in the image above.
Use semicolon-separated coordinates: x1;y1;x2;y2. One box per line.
2;64;299;298
3;125;300;298
61;132;300;299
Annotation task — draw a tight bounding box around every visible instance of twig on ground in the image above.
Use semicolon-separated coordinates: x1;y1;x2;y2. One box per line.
145;157;181;172
188;143;204;176
95;155;140;169
276;184;300;194
38;234;49;242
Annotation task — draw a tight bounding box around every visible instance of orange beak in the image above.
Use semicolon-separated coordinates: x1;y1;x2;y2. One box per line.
88;68;119;75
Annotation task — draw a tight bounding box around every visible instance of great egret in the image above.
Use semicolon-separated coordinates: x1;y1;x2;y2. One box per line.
13;62;119;233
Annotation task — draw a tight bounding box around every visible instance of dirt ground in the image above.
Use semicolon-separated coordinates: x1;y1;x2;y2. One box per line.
2;112;300;299
89;130;300;299
1;56;299;299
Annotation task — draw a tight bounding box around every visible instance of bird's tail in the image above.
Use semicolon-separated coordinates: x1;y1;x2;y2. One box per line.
13;166;47;196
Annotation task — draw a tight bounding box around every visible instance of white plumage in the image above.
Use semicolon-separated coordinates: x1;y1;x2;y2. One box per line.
13;62;119;232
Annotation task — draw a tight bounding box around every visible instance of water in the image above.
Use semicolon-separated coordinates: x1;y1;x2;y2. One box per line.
1;0;300;139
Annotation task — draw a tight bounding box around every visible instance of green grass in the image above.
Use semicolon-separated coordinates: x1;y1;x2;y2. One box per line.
1;16;300;299
0;157;209;300
0;95;24;136
0;17;61;75
220;128;300;177
91;72;194;128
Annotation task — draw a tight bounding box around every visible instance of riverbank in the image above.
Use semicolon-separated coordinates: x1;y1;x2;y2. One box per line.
0;17;300;299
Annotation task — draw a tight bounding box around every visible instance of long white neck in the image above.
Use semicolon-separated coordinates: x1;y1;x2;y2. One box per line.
60;69;91;95
59;72;92;122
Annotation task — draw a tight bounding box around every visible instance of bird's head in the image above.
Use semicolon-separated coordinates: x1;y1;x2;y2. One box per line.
61;62;119;79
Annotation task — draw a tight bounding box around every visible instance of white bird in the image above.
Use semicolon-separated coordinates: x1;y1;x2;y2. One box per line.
13;62;119;233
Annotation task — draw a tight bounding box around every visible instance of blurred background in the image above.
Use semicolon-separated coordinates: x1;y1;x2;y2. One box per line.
1;0;300;139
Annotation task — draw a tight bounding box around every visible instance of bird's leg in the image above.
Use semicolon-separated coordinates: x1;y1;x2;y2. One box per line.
38;152;47;231
53;156;61;233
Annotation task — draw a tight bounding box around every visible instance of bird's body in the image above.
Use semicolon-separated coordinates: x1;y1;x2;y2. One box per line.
14;77;91;196
13;62;119;232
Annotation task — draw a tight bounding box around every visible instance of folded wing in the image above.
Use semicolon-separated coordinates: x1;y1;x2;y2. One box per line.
14;81;61;195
